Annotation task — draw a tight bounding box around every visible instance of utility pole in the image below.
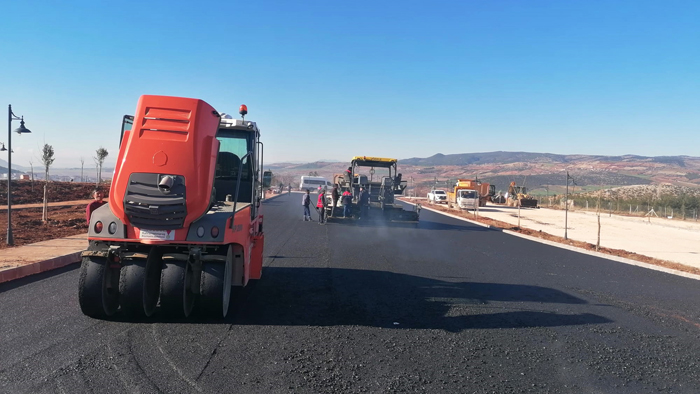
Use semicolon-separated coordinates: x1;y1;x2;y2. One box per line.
565;171;574;240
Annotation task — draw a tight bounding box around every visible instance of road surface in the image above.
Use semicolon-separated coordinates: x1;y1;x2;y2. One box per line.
1;193;699;393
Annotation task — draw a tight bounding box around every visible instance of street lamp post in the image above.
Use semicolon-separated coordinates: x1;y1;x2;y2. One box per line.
564;171;574;240
7;105;32;246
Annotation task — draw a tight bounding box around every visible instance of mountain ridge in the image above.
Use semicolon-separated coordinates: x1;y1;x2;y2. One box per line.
265;151;700;191
400;151;694;167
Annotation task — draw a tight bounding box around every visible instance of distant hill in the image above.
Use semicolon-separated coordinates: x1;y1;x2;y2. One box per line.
261;151;700;194
402;152;564;166
267;161;342;171
401;151;692;167
398;151;700;192
0;159;28;172
0;166;25;175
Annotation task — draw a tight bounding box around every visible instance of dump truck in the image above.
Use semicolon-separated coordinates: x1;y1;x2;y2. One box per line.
79;95;269;319
506;181;538;208
445;179;495;208
330;156;419;223
446;179;480;210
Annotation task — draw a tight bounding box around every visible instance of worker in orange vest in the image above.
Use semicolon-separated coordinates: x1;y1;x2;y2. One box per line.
316;188;326;224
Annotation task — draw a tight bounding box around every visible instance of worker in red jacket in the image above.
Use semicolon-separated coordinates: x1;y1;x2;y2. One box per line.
342;190;353;218
86;189;107;224
316;189;326;224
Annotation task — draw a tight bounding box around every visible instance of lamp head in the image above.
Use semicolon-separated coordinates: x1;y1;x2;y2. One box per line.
0;144;6;152
14;117;31;134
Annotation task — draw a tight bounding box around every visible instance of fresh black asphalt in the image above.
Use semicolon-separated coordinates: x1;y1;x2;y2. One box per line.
1;192;700;393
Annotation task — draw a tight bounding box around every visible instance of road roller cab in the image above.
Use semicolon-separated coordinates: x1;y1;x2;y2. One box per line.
79;95;269;319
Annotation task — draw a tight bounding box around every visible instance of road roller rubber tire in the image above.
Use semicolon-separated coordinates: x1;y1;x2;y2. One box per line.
78;256;119;319
160;259;196;318
199;260;232;318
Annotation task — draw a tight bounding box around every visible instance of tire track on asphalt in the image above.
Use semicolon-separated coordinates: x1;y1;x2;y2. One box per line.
151;324;204;392
124;329;164;393
108;340;143;393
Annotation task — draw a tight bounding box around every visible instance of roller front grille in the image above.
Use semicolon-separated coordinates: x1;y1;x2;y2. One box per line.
124;173;187;230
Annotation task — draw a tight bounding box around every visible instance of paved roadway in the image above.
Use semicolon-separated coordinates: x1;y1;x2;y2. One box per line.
2;193;700;393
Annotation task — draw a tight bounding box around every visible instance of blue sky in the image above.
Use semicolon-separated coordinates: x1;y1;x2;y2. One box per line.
1;0;698;168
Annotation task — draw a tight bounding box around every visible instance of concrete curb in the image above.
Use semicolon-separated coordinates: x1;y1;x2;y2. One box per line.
400;199;700;281
0;252;81;284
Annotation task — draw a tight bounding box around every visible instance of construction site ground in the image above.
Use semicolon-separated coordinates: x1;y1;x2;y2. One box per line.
408;198;700;270
0;203;92;250
0;181;109;250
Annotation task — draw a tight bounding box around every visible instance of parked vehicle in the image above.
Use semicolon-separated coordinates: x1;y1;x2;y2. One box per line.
299;176;332;191
427;188;448;204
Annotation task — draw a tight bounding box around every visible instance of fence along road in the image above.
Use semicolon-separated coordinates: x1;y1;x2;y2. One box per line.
1;193;700;392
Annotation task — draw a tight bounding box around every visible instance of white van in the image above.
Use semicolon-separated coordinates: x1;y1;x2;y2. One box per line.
299;176;332;192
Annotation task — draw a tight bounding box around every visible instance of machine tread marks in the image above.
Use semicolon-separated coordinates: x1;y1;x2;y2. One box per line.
78;256;119;318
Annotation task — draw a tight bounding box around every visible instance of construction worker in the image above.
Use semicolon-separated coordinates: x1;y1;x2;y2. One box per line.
330;185;339;217
302;189;311;221
343;166;352;186
316;188;326;224
358;187;369;219
342;189;353;218
86;189;107;224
